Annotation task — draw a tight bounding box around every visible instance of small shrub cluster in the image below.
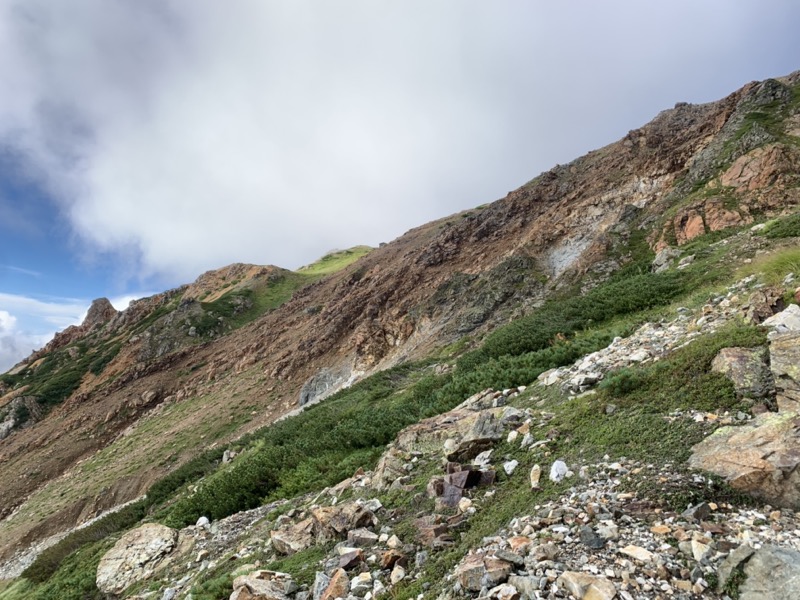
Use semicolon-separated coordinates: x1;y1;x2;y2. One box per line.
597;322;767;413
764;212;800;239
459;270;689;371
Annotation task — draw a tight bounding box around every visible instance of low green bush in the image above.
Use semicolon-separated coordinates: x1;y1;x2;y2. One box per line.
764;212;800;239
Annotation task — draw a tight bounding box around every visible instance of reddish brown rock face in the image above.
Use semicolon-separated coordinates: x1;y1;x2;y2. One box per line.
674;209;706;245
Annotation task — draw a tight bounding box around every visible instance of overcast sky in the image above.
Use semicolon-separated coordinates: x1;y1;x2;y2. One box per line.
1;0;800;372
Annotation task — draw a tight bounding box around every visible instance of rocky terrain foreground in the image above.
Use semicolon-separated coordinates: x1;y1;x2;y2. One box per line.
78;277;800;600
2;71;800;599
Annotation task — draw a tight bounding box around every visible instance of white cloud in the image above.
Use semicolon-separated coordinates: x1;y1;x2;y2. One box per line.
0;293;87;372
0;292;86;328
1;1;799;286
0;308;51;373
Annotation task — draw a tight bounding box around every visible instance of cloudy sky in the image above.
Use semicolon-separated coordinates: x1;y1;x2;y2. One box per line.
1;0;799;372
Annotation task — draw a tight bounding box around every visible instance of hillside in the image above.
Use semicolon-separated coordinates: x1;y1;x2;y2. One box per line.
1;71;800;599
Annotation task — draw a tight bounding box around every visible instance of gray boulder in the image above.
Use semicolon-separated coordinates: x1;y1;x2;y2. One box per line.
740;545;800;600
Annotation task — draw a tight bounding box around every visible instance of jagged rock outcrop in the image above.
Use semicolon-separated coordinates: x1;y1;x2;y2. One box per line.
95;523;179;595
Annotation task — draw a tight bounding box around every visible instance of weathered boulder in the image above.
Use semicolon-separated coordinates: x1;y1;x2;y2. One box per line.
710;346;773;399
651;247;681;273
271;518;314;555
319;568;349;600
230;570;295;600
558;571;617;600
455;553;513;592
373;401;506;489
415;514;453;548
690;411;800;508
446;410;504;462
743;286;785;324
311;502;376;542
763;304;800;334
96;523;178;595
770;330;800;412
739;545;800;600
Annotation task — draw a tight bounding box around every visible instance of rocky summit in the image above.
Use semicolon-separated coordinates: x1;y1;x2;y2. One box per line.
3;71;800;600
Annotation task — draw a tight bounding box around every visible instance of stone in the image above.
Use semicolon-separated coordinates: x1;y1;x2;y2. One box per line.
558;572;617;600
483;557;513;587
96;523;178;595
529;465;542;489
488;583;521;600
350;572;372;597
579;526;606;549
691;538;713;561
744;286;785;324
319;568;349;600
596;522;619;540
455;554;512;592
83;297;118;329
503;459;519;475
494;549;524;567
739;545;800;600
652;247;681;273
508;575;540;599
770;331;800;398
763;303;800;333
271;518;314;555
674;209;705;245
681;502;712;522
711;347;773;399
415;515;451;547
161;588;177;600
689;411;800;508
231;570;294;600
720;143;793;192
619;545;654;563
311;572;330;600
347;527;378;547
705;199;750;232
390;564;406;584
508;536;533;552
381;549;407;570
549;460;569;483
717;544;756;593
650;525;670;535
311;502;376;542
338;549;364;570
456;554;486;592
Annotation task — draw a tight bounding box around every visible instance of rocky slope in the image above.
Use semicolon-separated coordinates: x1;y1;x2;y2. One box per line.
61;275;800;600
2;70;800;599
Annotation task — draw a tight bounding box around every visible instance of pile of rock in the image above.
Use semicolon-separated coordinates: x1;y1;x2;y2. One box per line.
537;277;783;395
690;303;800;509
439;456;800;600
